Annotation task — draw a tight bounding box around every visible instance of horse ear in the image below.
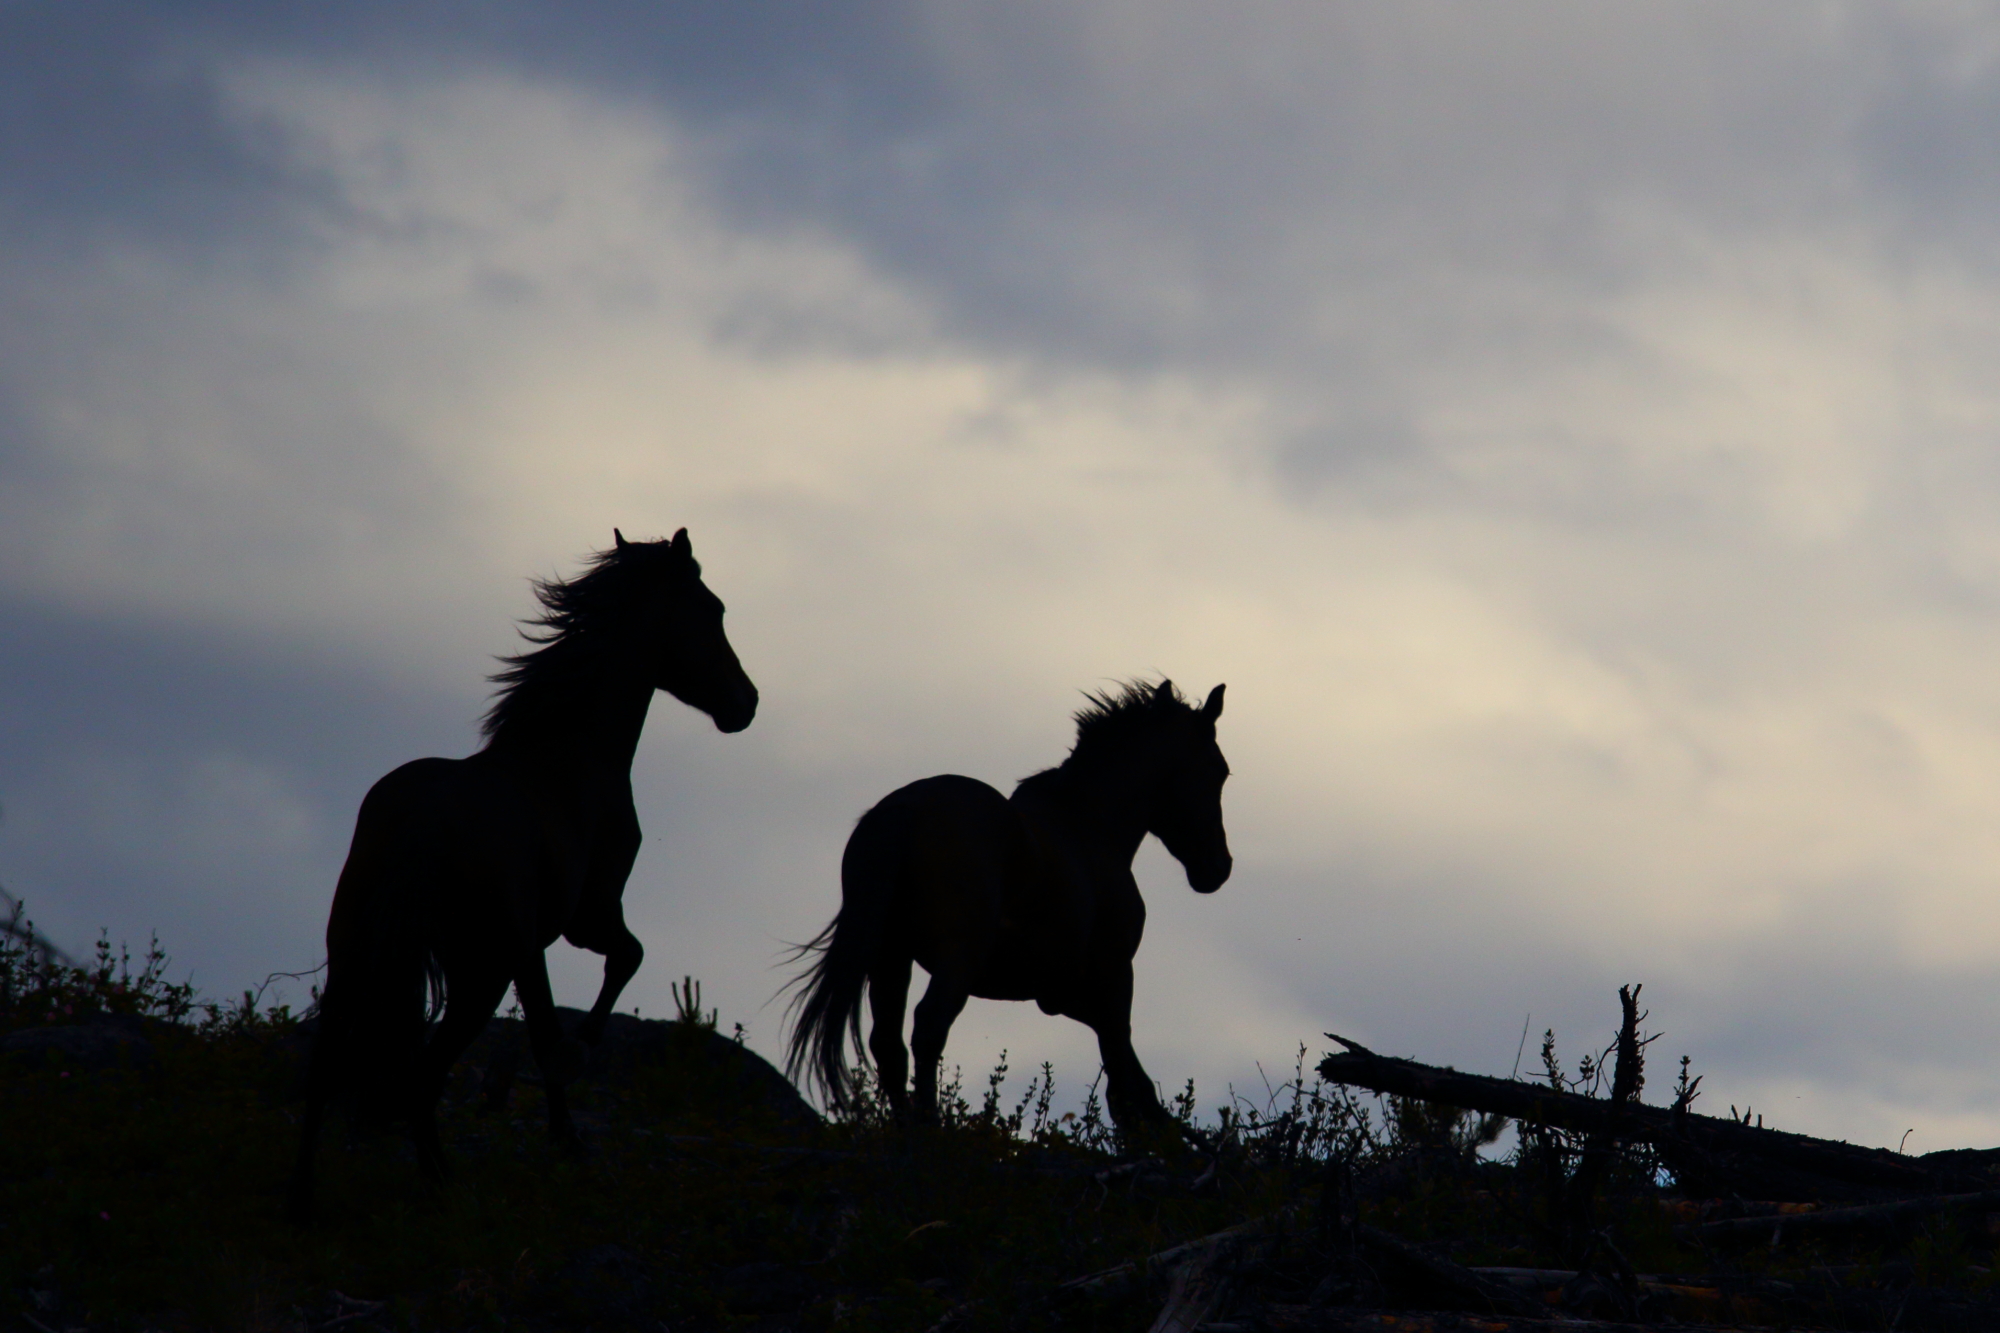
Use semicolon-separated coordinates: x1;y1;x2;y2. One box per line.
1202;684;1225;721
613;528;629;553
670;527;691;558
1152;678;1175;706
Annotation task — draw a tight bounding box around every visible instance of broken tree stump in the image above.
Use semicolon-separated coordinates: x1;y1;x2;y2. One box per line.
1316;1036;1980;1200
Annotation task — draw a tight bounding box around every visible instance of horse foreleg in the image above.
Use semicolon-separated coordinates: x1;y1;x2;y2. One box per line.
567;919;642;1048
909;975;968;1124
1089;1019;1169;1130
1078;961;1170;1131
512;948;587;1144
866;957;912;1119
570;810;644;1049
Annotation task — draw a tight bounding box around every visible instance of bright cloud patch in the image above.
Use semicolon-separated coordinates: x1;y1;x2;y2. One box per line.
6;22;2000;1151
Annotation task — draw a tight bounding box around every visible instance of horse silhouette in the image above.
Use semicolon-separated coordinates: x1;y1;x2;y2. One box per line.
785;679;1229;1131
290;529;756;1220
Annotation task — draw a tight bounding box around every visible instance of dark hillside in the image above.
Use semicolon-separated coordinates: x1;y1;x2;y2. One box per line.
9;925;2000;1331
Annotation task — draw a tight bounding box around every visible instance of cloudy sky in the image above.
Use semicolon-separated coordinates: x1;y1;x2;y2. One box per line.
9;2;2000;1148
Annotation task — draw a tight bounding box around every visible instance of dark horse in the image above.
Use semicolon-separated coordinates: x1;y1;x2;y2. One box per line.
785;679;1229;1130
289;529;756;1220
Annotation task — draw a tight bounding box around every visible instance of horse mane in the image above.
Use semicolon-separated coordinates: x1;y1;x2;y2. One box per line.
1064;679;1193;767
480;541;693;743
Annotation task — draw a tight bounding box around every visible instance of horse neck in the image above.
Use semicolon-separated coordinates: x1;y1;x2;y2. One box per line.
480;658;655;777
1042;750;1159;863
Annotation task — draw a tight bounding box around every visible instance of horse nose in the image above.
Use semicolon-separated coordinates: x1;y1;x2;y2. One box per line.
717;682;758;733
1191;852;1232;894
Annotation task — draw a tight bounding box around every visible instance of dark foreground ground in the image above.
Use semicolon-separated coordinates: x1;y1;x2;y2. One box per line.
8;940;2000;1331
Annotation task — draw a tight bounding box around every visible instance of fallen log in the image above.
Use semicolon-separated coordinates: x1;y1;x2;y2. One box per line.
1318;1035;1974;1198
1691;1187;2000;1246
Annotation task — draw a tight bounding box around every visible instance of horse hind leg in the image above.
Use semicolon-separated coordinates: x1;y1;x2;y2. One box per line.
866;956;912;1120
908;973;969;1125
287;1022;337;1224
412;963;511;1182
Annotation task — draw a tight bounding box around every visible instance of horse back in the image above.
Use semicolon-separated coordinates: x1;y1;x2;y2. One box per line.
851;774;1119;1000
852;775;1021;893
328;756;555;956
328;759;443;946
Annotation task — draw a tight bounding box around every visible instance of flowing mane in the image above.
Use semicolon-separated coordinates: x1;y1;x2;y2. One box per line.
1064;678;1192;767
479;542;693;744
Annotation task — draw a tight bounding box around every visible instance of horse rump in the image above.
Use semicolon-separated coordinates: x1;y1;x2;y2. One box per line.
289;782;451;1220
782;808;902;1111
304;935;443;1125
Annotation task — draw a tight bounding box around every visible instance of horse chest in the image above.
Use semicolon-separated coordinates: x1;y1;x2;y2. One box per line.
509;794;636;933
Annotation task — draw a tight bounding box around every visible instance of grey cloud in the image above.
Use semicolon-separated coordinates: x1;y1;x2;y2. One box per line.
11;2;2000;1146
0;6;303;259
17;4;1998;381
0;596;459;983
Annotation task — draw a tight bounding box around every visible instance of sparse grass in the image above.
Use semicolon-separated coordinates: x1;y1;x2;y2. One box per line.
7;915;1998;1330
0;915;1334;1330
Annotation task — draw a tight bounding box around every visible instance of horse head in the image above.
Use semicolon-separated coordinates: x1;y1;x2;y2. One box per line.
1147;681;1232;894
617;527;759;733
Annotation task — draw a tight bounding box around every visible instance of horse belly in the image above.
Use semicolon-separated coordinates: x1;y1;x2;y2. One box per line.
350;760;560;942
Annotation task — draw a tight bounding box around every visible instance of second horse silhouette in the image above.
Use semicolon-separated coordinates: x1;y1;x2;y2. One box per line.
786;679;1231;1131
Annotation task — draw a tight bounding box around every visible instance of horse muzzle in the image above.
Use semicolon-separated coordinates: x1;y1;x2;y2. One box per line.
712;682;758;733
1187;852;1232;895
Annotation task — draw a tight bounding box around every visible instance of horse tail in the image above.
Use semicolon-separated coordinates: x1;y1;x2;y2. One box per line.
783;808;901;1111
306;776;445;1121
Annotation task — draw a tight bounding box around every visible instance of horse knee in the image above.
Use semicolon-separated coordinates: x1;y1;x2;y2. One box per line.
1087;1025;1166;1126
609;929;642;974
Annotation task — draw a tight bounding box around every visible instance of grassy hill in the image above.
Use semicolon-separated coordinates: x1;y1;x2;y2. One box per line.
8;921;2000;1331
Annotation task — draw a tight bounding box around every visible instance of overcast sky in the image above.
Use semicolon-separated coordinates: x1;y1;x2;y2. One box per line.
9;2;2000;1148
